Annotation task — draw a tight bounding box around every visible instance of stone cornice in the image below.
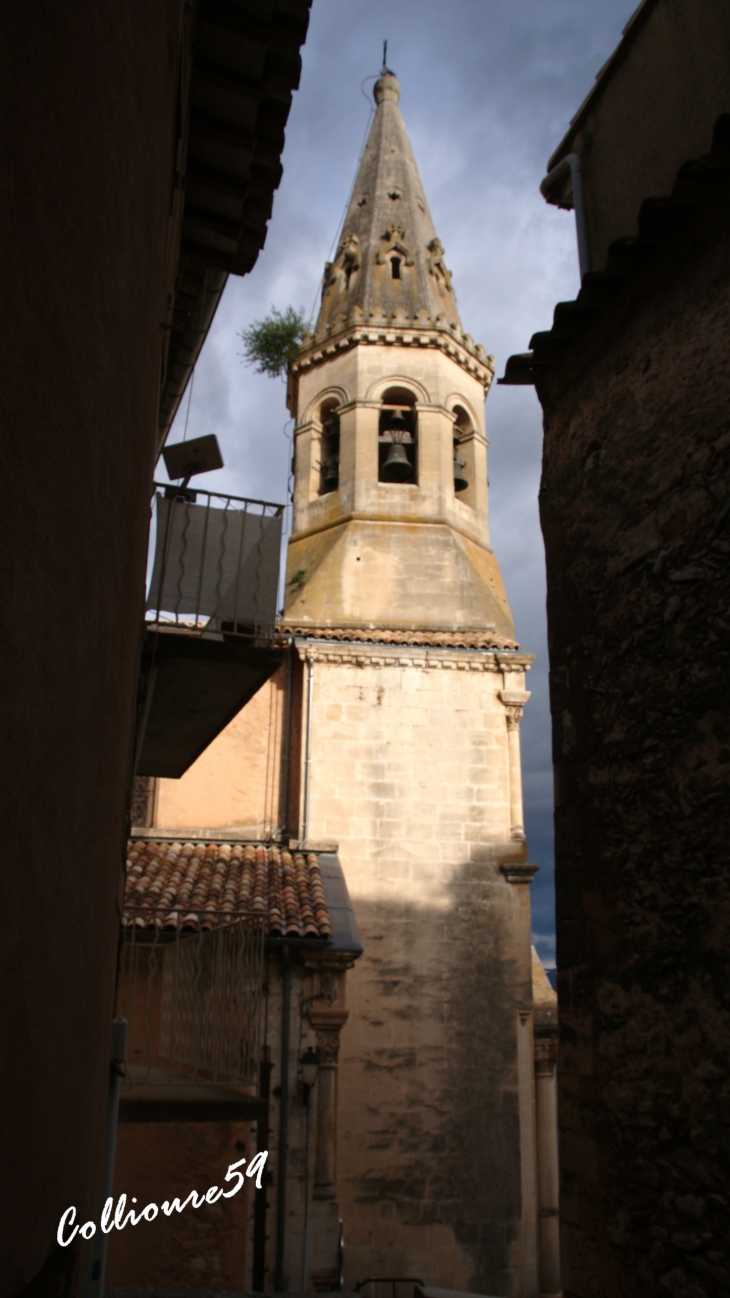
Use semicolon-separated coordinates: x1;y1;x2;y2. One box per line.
291;638;534;672
500;862;540;884
287;509;494;549
306;1007;349;1030
291;320;495;391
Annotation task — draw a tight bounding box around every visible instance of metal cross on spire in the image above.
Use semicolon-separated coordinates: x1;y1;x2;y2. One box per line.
381;39;394;75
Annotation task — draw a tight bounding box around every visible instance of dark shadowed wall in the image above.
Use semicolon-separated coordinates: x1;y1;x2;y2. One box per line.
537;158;730;1297
0;3;181;1292
107;1122;252;1289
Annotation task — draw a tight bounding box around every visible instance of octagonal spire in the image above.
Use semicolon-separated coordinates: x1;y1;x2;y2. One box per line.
315;73;463;333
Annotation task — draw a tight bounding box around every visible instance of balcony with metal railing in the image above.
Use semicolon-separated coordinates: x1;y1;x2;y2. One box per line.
135;485;285;778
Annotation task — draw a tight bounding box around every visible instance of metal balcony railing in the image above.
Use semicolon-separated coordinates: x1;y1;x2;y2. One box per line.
146;484;284;638
117;908;266;1090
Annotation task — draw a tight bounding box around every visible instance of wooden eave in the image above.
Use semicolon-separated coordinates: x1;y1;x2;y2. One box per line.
158;0;312;451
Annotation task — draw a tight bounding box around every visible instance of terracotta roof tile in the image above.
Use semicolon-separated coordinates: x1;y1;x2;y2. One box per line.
124;840;332;939
279;624;519;650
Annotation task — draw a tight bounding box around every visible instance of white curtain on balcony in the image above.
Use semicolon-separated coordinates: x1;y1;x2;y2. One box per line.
146;493;283;629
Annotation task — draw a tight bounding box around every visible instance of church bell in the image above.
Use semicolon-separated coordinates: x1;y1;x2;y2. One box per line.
323;458;339;490
381;409;414;483
381;442;413;483
453;447;469;492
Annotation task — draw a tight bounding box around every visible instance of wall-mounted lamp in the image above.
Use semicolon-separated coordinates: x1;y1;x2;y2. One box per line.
300;1046;319;1105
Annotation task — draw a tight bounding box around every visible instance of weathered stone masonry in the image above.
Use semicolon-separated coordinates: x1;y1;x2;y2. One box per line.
536;137;730;1298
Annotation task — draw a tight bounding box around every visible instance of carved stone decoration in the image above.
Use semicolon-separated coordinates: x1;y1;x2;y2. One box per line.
308;1006;348;1201
533;1035;559;1074
498;688;531;839
322;232;361;296
339;232;360;270
376;221;414;266
314;1026;340;1066
317;970;339;1006
427;237;454;291
498;688;530;719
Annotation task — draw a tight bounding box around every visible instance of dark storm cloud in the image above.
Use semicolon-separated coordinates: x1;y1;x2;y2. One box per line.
166;0;640;965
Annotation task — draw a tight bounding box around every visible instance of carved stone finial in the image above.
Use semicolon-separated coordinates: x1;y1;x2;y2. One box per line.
373;73;401;105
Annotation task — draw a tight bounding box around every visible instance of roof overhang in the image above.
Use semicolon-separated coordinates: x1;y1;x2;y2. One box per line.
135;625;283;778
158;0;313;452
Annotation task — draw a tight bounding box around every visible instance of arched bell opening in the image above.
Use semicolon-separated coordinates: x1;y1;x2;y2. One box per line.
452;404;477;506
378;386;417;485
318;399;340;496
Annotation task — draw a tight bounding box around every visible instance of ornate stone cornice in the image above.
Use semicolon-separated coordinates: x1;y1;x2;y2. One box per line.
292;639;535;673
291;318;495;391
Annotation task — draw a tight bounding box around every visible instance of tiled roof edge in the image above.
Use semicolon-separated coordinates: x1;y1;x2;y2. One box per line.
278;624;521;651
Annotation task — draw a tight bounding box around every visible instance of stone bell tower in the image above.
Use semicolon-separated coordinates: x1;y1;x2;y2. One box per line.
282;71;542;1298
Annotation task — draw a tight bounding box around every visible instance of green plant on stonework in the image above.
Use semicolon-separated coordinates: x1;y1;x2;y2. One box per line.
239;306;310;379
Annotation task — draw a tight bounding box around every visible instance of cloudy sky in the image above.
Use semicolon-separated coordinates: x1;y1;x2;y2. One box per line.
162;0;639;966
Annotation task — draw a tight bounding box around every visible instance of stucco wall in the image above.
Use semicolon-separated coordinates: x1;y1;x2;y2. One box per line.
537;180;730;1296
0;4;181;1294
154;667;286;834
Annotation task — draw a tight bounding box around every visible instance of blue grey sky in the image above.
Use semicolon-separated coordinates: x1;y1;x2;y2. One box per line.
163;0;639;966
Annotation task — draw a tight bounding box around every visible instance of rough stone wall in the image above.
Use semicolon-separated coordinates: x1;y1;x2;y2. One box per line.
537;193;730;1297
303;649;534;1296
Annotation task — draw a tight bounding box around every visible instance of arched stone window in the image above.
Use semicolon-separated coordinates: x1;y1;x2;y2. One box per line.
318;399;340;495
378;386;417;485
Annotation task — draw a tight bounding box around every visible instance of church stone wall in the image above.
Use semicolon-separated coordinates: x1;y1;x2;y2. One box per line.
300;644;535;1296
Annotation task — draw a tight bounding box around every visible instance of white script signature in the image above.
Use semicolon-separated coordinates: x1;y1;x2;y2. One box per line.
57;1152;268;1246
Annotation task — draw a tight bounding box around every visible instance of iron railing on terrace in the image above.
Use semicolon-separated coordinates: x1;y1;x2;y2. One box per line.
146;485;284;639
117;908;266;1090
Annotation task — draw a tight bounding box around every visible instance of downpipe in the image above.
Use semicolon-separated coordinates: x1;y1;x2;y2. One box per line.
274;941;291;1291
540;152;589;280
300;655;314;847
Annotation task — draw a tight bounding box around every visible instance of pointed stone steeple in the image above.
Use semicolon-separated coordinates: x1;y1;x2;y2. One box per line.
284;72;511;640
316;74;462;333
